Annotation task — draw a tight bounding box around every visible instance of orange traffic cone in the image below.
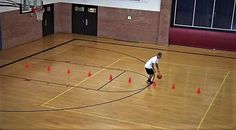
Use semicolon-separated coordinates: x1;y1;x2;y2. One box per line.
47;65;51;73
109;74;113;81
24;63;30;69
67;69;71;75
128;77;132;84
152;81;157;89
88;71;92;77
172;83;176;90
196;88;201;94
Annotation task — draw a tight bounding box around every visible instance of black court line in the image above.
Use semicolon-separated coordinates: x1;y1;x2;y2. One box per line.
0;39;75;68
74;38;236;60
97;70;126;91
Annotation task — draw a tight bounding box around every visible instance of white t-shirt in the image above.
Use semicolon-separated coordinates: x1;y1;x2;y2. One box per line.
145;56;159;69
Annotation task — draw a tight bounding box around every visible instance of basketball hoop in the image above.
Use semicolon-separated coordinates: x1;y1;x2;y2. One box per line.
32;8;44;21
31;6;44;21
35;8;44;21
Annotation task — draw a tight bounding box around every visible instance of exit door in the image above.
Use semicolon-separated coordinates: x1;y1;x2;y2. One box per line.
72;4;98;36
42;4;54;36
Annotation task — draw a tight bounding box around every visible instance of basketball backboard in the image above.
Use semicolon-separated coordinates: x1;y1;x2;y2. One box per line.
20;0;43;14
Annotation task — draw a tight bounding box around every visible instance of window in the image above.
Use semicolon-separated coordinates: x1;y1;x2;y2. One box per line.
88;8;96;13
194;0;214;27
172;0;236;31
75;6;84;12
213;0;235;29
175;0;194;25
233;4;236;29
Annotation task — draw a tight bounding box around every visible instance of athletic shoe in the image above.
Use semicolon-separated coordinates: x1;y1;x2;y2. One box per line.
146;80;153;84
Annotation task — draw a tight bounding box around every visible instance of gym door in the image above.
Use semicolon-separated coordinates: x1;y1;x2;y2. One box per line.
43;4;54;36
72;4;98;36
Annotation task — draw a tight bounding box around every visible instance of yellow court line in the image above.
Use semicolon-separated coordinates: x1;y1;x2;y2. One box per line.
197;71;230;130
41;57;124;107
43;105;167;130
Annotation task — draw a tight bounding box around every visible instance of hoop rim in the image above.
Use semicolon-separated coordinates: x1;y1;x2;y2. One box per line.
31;6;43;13
34;7;44;21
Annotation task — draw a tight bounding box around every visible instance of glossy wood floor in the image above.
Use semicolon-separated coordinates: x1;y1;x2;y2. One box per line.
0;33;236;130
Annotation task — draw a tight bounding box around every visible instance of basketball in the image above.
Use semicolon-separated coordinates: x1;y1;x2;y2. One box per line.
157;73;162;79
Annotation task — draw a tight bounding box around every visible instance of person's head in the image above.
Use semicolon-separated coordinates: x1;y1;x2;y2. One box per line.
157;52;162;59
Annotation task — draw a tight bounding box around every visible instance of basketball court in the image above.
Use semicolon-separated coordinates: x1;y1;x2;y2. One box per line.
0;0;236;129
0;34;235;129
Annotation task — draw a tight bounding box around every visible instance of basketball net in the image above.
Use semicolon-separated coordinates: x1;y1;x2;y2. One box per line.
32;7;44;21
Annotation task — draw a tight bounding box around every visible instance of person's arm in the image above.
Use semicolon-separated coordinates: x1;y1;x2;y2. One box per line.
152;63;155;72
156;63;160;73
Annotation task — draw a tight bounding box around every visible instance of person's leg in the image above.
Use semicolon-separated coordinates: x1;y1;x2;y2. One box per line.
145;68;154;84
148;74;153;82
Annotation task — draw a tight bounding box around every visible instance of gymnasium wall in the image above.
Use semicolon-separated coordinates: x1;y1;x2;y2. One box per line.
0;0;160;13
169;27;236;52
0;10;42;49
158;0;172;45
97;0;171;44
60;0;160;12
54;3;71;33
1;0;235;52
98;7;160;43
0;0;162;50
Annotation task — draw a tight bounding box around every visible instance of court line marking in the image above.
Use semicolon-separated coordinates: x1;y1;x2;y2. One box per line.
197;71;230;130
41;57;124;107
0;39;75;68
97;70;126;90
43;105;167;129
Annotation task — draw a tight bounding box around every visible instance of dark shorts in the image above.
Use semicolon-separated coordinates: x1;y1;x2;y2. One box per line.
145;68;154;75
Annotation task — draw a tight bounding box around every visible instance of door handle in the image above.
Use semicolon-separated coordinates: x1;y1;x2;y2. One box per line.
85;19;88;26
45;19;47;26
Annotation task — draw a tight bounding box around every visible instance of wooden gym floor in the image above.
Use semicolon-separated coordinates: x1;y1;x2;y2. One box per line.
0;33;236;129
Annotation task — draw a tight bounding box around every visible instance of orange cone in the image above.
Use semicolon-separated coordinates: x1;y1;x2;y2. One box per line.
152;81;157;89
109;74;113;81
24;63;30;69
128;77;132;84
88;71;92;77
196;88;201;94
172;83;176;90
67;69;71;75
47;65;51;73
